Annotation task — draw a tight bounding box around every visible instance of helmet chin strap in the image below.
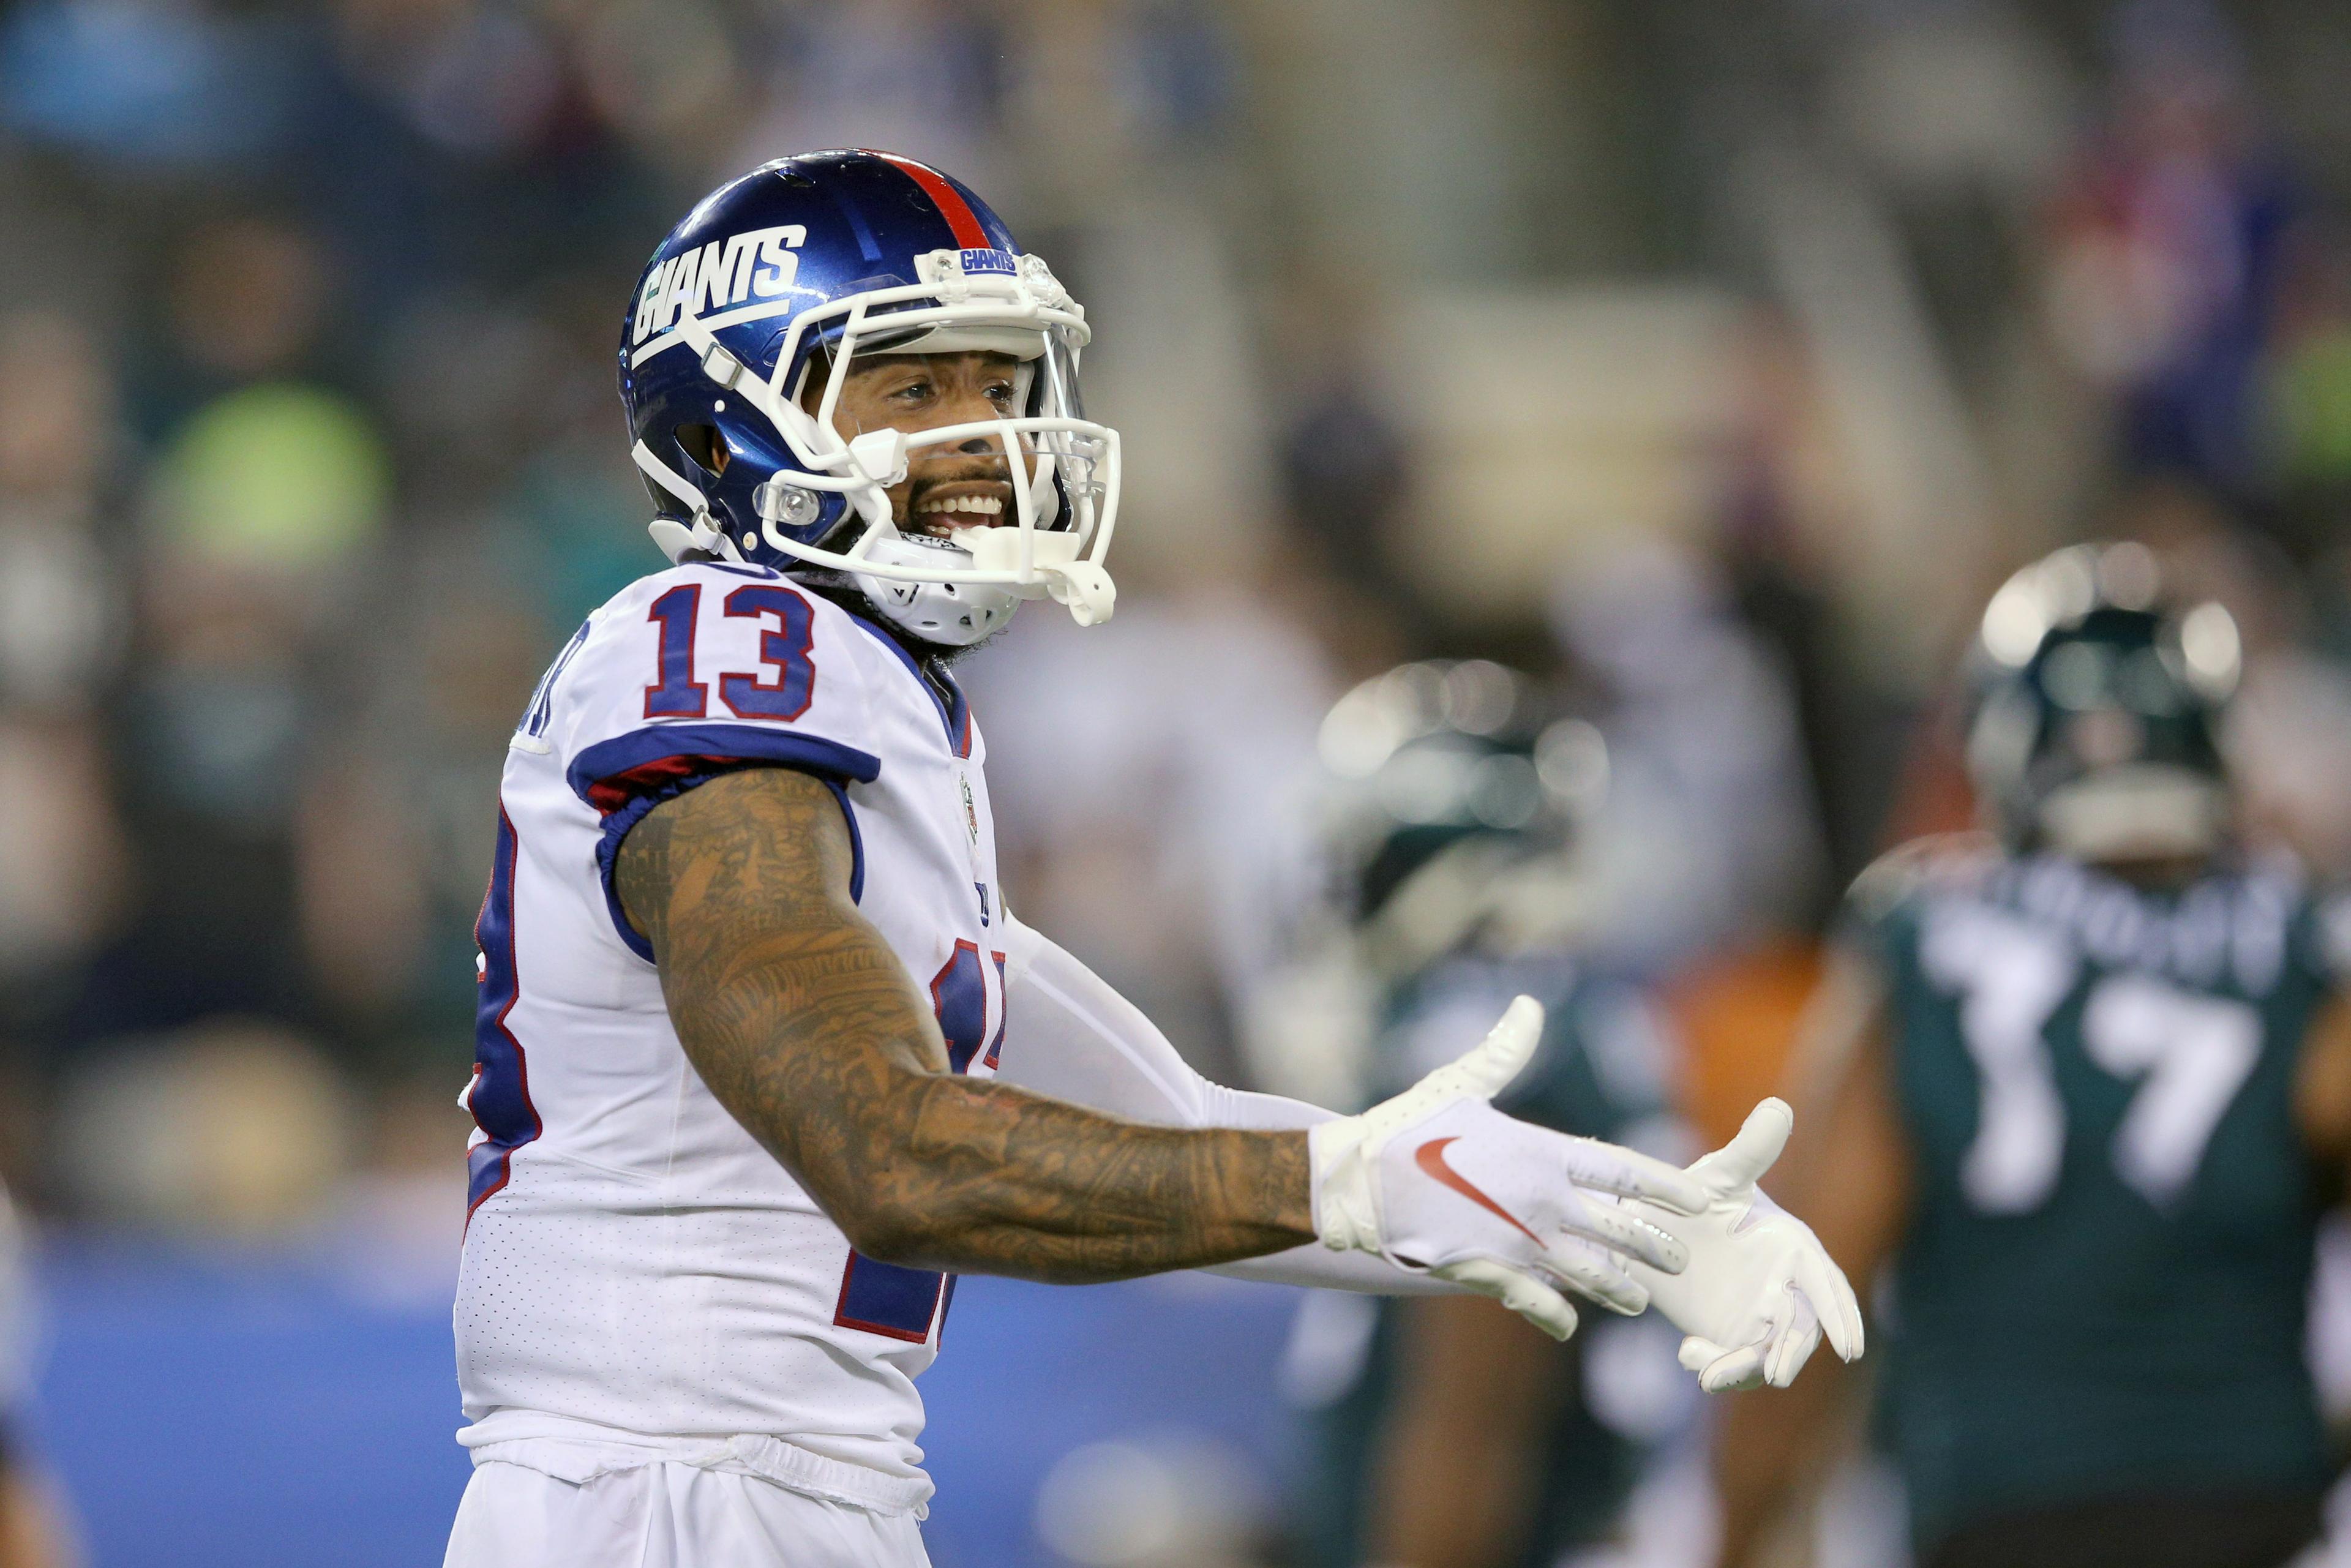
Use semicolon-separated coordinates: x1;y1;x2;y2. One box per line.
634;440;744;565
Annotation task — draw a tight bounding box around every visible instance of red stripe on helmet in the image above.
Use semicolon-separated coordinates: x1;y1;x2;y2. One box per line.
864;150;992;249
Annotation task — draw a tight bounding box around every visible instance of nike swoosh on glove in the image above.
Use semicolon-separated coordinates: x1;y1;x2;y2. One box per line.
1621;1098;1865;1392
1310;996;1710;1341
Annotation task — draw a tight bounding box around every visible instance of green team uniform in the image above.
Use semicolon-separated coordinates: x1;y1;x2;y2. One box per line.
1294;956;1679;1568
1850;835;2350;1557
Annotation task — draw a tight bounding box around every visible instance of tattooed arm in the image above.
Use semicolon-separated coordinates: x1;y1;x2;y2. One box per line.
615;765;1314;1283
990;917;1450;1294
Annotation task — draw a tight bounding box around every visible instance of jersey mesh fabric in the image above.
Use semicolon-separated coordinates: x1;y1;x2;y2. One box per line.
454;561;1009;1498
1849;839;2337;1551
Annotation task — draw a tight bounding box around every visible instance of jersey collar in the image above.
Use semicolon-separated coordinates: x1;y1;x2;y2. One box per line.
847;612;973;759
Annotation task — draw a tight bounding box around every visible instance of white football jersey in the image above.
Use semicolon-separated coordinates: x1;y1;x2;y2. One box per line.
454;560;1009;1502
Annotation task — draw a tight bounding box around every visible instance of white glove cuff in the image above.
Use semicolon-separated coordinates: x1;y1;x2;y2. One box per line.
1307;1117;1381;1253
1303;996;1547;1258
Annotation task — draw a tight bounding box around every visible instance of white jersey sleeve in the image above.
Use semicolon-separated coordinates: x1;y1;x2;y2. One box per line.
523;562;885;958
994;915;1445;1295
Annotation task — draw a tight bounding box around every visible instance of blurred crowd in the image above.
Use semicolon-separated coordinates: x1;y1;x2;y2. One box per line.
0;0;2344;1240
4;0;2351;1558
0;0;1257;1226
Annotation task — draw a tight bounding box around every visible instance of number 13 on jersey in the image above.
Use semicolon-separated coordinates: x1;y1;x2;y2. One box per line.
643;582;818;721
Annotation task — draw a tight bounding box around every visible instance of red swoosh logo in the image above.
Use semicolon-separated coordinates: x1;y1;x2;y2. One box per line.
1415;1137;1542;1245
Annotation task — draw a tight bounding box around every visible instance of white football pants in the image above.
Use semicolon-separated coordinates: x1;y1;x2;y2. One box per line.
443;1460;932;1568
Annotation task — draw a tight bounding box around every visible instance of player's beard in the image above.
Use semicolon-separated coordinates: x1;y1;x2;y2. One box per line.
884;466;1022;663
783;459;1026;666
897;460;1016;541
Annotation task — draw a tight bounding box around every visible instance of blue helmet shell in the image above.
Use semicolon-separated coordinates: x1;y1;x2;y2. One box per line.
616;149;1024;567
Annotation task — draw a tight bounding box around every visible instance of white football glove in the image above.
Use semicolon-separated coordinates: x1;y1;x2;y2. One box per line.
1622;1098;1865;1392
1310;996;1711;1340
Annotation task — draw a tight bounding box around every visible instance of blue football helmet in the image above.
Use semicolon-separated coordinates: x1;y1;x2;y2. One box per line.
617;148;1120;644
1966;542;2241;861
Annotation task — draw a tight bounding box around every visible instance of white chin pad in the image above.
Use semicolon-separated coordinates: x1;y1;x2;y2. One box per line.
851;532;1024;647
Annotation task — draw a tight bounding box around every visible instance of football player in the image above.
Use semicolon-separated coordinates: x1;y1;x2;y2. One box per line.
1711;542;2351;1568
441;151;1861;1568
1284;661;1688;1568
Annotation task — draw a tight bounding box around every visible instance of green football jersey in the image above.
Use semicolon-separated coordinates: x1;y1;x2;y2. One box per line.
1851;836;2349;1551
1292;957;1680;1568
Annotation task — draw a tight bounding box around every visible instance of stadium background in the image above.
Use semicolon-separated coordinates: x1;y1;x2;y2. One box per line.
0;0;2349;1563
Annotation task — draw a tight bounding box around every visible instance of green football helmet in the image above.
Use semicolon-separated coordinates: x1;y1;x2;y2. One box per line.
1250;659;1610;1109
1966;542;2241;863
1313;659;1609;983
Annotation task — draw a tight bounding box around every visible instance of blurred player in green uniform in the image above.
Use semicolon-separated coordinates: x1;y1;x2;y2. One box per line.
1279;661;1690;1568
1714;544;2351;1568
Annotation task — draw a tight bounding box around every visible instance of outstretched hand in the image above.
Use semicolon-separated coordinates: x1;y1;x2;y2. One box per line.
1311;996;1709;1341
1624;1100;1865;1391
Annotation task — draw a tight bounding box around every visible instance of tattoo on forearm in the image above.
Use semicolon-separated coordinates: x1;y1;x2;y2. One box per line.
614;767;1313;1282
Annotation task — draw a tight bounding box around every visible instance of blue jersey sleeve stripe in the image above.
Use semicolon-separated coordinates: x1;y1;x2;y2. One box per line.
822;778;866;906
587;755;869;965
566;723;880;808
468;805;542;1217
